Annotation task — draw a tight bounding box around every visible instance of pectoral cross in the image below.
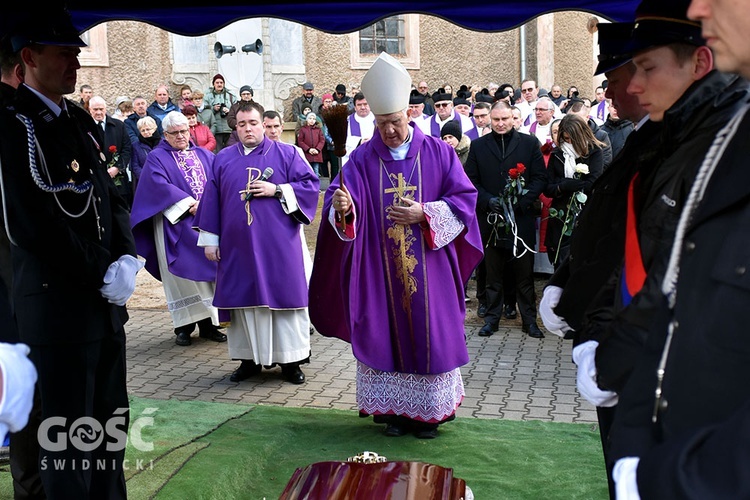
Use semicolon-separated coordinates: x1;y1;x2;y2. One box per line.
384;172;417;206
238;167;262;225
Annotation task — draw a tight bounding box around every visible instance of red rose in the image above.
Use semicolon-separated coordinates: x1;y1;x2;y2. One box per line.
508;168;519;179
516;163;526;174
109;145;118;153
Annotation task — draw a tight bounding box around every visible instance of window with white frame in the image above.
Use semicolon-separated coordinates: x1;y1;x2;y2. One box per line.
349;14;420;70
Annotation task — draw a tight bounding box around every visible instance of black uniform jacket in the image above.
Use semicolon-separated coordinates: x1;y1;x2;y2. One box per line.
591;72;749;393
0;85;136;345
609;99;750;498
547;119;661;333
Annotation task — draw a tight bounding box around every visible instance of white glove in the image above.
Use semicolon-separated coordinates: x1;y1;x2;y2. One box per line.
99;255;145;306
572;340;618;407
539;285;573;337
613;457;641;499
0;343;38;437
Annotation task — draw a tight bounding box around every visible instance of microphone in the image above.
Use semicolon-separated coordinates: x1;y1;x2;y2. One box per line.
245;167;274;201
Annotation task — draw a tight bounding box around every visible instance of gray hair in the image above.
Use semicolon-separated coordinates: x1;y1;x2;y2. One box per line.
161;111;188;130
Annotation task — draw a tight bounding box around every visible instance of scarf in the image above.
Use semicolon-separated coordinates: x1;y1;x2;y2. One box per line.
560;141;579;178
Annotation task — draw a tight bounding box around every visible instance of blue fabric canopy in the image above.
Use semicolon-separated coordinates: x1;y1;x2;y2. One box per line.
67;1;639;36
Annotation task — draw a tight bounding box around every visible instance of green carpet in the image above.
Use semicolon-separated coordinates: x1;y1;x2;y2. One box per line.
0;396;608;499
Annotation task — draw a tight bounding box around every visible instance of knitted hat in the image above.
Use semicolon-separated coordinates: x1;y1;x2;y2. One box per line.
321;93;334;101
441;120;462;141
239;85;254;96
335;84;347;94
212;73;224;84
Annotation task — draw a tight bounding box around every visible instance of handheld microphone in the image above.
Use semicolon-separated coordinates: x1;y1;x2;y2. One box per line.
245;167;274;201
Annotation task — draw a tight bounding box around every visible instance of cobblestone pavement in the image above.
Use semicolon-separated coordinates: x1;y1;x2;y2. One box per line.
125;306;597;424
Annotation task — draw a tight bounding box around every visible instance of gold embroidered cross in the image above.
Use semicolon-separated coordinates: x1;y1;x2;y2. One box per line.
238;167;262;225
384;172;416;206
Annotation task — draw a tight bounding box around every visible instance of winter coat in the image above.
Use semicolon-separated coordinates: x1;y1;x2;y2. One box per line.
297;124;325;163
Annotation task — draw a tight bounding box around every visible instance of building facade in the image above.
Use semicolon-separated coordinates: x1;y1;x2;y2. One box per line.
75;12;604;122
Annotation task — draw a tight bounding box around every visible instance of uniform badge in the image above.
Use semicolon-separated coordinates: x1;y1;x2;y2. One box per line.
70;159;80;172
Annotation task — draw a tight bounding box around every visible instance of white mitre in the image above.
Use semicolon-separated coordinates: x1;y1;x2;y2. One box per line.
360;52;411;115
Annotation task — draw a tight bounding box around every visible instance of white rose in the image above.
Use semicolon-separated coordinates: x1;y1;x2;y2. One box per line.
575;163;589;175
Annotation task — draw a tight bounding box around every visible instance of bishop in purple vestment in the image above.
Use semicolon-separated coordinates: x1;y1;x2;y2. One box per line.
309;52;483;438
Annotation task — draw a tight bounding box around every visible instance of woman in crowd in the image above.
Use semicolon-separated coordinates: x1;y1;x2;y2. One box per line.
297;111;325;177
130;115;162;192
544;113;604;268
183;104;217;152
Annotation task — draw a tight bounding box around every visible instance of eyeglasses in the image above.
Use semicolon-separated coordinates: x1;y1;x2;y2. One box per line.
521;88;535;93
165;129;190;137
434;102;451;108
418;86;428;90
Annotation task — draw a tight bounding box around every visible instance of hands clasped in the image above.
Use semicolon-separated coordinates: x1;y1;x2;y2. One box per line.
99;255;145;306
387;197;425;225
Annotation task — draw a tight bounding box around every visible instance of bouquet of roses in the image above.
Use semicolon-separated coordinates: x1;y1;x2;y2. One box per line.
487;163;532;255
548;163;589;263
106;145;122;186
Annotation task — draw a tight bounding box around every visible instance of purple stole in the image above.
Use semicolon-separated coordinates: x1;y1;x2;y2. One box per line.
594;100;607;122
171;149;208;200
349;114;374;137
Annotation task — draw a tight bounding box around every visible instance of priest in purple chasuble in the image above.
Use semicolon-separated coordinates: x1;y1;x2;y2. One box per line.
309;53;484;438
130;111;225;347
195;100;320;385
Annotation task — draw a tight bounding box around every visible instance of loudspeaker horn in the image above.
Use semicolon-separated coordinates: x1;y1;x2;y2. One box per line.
214;42;237;58
241;39;263;55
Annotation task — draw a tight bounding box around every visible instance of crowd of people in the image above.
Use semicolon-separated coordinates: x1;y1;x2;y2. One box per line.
1;0;749;497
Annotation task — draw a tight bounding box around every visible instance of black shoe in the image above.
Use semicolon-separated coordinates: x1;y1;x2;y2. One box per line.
414;426;439;439
477;303;487;318
198;326;227;342
504;305;517;319
229;360;262;382
523;323;545;338
175;331;192;346
281;363;305;384
478;323;498;337
384;423;409;437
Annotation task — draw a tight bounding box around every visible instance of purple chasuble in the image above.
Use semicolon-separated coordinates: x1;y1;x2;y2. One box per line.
194;139;320;309
309;126;483;375
130;141;217;282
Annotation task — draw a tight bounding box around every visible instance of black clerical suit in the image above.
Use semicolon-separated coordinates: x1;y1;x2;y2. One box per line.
0;84;136;499
464;127;547;330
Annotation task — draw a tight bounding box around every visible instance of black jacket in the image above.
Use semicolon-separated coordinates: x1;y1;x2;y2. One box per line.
464;127;547;250
547;120;661;333
543;145;604;263
0;86;136;345
608;100;750;498
600;117;634;159
593;71;750;392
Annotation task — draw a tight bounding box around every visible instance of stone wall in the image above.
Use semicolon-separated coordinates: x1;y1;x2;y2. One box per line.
73;13;601;115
